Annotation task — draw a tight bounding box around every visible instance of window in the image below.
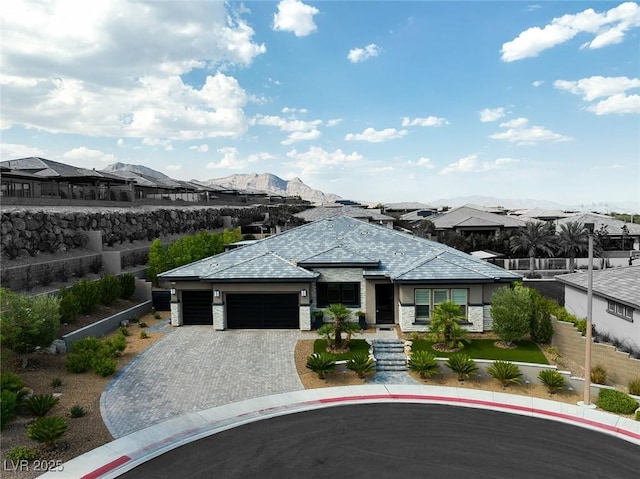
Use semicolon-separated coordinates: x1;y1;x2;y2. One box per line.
415;289;431;320
607;300;634;321
317;283;360;307
433;289;449;306
452;289;468;317
414;288;468;321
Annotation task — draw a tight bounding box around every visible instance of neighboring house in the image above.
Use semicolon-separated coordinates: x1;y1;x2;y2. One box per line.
555;266;640;355
513;208;575;221
159;216;521;332
427;205;527;236
294;204;395;228
555;213;640;251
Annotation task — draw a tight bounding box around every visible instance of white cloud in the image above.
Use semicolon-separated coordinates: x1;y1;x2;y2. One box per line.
282;107;308;114
501;2;640;61
272;0;319;37
61;147;118;169
347;44;380;63
166;164;182;171
408;157;435;169
479;107;506;122
554;76;640;114
401;116;449;127
247;152;276;163
189;144;209;153
0;143;46;159
281;129;321;145
286;146;363;175
326;118;342;127
345;127;408;142
490;117;571;145
252;114;322;144
116;139;124;148
206;147;244;170
440;154;520;175
0;1;261;140
532;80;544;87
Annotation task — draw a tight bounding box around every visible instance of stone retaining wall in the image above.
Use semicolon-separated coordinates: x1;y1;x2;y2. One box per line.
552;318;640;387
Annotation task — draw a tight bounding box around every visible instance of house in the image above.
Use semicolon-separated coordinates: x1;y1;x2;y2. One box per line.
555;266;640;355
294;204;395;228
159;216;522;332
427;205;527;237
555;213;640;251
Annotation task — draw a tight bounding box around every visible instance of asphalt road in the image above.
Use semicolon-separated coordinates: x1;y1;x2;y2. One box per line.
120;404;640;479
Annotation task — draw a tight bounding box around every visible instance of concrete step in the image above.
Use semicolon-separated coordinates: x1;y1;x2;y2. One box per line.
374;353;406;361
376;365;408;372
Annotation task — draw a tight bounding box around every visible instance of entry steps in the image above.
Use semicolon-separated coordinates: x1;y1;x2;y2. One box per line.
372;339;407;372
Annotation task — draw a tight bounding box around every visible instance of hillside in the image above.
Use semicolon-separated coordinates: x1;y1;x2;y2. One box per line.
103;162;174;180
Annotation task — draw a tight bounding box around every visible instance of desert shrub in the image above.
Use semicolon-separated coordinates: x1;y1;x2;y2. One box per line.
91;357;117;377
1;372;24;393
139;321;148;328
139;331;149;339
408;351;439;379
65;352;93;373
71;279;100;314
119;273;136;300
529;292;554;343
545;346;560;362
306;352;336;379
129;316;140;324
574;318;587;336
119;325;130;336
346;353;375;379
538;369;565;395
69;405;85;418
410;332;424;342
446;354;478;381
71;337;103;354
487;360;523;388
58;287;81;323
590;364;607;385
23;393;59;417
26;416;68;448
50;377;62;389
98;275;122;305
635;410;640;421
153;312;161;319
6;446;37;462
0;288;60;354
490;285;532;346
597;389;639;415
104;334;127;357
628;378;640;396
1;390;18;430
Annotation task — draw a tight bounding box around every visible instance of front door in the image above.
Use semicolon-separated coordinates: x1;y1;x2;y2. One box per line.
375;284;394;324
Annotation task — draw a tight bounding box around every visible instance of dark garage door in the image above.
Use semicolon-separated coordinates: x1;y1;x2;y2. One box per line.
182;290;213;325
227;294;299;329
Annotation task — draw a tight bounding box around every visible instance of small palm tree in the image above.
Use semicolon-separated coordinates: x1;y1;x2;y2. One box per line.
428;301;468;350
446;353;478;381
538;369;565;395
306;353;336;379
510;221;556;278
408;351;440;380
346;353;375;379
486;360;523;389
325;303;351;351
557;222;589;272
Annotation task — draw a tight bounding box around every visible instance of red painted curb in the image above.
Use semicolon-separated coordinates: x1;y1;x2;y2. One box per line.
81;455;130;479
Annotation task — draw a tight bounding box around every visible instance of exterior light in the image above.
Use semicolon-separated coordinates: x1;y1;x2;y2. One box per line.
214;290;220;297
301;289;307;297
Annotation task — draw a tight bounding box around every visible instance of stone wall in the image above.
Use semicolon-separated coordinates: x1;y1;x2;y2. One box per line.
552;318;640;387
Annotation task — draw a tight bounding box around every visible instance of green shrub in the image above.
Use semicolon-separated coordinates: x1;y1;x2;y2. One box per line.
69;405;86;418
119;273;136;300
1;390;18;430
529;293;554;344
139;331;149;339
408;350;439;380
574;318;587;336
346;353;375;379
26;416;68;448
590;364;607;385
23;393;60;417
98;275;122;305
71;279;100;314
6;446;37;462
635;409;640;421
628;378;640;396
306;352;336;379
91;357;117;377
119;325;130;336
597;389;639;415
487;360;523;388
446;354;478;381
153;312;161;320
490;285;532;346
129;316;140;324
71;336;103;354
538;369;565;395
51;377;62;389
1;372;24;393
65;352;93;373
139;321;148;328
58;287;81;323
104;334;127;357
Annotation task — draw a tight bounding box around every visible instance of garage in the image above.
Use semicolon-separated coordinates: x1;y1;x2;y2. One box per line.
226;294;299;329
182;290;214;325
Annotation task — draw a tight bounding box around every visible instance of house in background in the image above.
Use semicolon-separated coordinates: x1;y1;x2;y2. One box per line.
294;204;395;228
555;213;640;251
159;216;521;332
555;266;640;355
427;205;527;237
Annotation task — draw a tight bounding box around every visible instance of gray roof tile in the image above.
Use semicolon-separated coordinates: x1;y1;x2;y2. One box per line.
556;266;640;308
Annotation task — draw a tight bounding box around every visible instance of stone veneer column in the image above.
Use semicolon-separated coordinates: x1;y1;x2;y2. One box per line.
483;305;493;331
299;305;311;331
170;301;183;327
398;305;417;332
213;304;225;330
467;305;484;332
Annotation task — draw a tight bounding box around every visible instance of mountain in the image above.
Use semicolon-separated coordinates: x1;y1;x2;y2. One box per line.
200;173;341;204
103;162;173;181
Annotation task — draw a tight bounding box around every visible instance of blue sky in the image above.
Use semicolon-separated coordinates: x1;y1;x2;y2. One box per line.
1;1;639;209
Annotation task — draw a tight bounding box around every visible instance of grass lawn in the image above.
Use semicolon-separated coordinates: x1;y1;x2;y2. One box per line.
411;339;549;364
314;339;370;360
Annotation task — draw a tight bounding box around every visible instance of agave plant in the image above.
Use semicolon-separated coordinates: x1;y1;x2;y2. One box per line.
487;360;523;389
26;416;68;448
538;369;565;395
346;353;375;379
408;351;440;380
306;352;336;379
446;353;478;381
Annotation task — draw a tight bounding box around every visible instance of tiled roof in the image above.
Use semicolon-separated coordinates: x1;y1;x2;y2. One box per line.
203;252;318;281
556;213;640;235
555;265;640;308
160;216;521;283
295;205;394;223
429;206;527;229
298;245;379;267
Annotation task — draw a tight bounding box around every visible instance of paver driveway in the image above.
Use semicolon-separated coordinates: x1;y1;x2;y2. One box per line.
101;327;317;438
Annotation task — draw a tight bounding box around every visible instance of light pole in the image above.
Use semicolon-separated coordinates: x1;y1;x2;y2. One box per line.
582;223;595;407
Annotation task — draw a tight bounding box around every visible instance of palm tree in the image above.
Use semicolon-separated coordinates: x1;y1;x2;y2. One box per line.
325;303;351;351
510;221;557;278
428;301;468;350
557;222;589;272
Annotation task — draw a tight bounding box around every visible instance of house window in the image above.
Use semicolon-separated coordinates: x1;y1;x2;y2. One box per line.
414;288;468;321
415;289;431;320
433;289;449;306
452;289;468;317
317;283;360;307
607;300;634;321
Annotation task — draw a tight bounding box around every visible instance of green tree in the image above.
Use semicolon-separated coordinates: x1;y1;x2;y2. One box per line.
427;301;468;350
325;303;352;351
147;239;169;285
490;285;532;347
528;290;554;344
557;222;589;272
510;221;556;278
0;289;60;354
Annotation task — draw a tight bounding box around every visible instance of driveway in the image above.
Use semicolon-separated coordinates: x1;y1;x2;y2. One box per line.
101;327;317;438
